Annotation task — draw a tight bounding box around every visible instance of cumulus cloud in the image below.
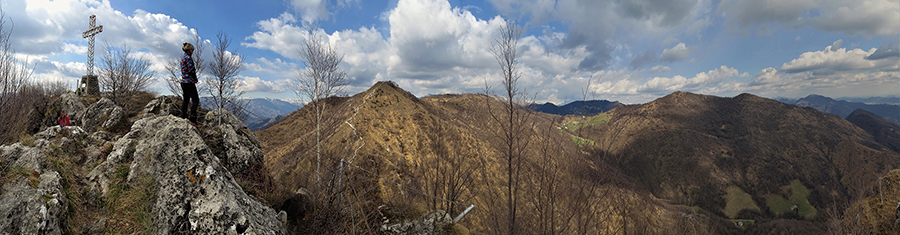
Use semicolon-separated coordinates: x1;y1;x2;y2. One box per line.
5;0;209;92
244;0;601;103
780;44;900;74
718;0;900;37
740;66;899;98
650;65;672;73
591;65;742;99
244;13;394;88
659;43;693;62
237;76;291;93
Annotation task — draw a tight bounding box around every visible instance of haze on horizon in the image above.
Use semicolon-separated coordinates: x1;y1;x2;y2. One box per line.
5;0;899;104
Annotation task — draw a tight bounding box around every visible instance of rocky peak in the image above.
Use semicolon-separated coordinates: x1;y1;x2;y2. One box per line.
1;94;286;234
86;110;286;234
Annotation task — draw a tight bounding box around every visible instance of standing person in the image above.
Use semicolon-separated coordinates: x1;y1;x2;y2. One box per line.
181;42;200;125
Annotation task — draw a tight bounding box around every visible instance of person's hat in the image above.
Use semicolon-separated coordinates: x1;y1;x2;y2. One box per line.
182;42;194;52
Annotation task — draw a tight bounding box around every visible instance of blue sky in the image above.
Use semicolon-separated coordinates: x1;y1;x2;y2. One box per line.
4;0;899;104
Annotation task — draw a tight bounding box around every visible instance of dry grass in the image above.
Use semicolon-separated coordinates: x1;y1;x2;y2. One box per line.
723;186;759;219
102;163;157;234
256;82;707;234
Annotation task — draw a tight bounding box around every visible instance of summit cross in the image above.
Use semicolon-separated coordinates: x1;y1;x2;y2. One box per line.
82;15;103;76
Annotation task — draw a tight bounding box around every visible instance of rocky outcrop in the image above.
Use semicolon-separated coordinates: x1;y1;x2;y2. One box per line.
81;98;125;133
204;108;263;176
140;95;181;119
87;114;286;234
59;92;86;126
0;144;67;235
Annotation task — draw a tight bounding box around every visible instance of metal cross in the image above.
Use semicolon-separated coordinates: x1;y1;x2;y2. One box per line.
82;15;103;76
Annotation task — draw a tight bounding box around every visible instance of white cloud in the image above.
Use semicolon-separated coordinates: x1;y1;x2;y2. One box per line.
244;57;299;77
650;65;672;72
6;0;209;94
237;76;292;93
780;44;900;74
659;43;694;62
589;65;742;102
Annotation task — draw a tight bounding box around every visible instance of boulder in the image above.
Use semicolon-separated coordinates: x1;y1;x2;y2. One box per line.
87;115;286;234
0;144;67;234
81;98;125;133
140;95;181;119
381;210;452;234
59;92;86;126
203;108;263;176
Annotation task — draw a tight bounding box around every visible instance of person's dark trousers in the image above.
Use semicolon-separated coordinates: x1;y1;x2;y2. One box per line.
180;82;200;123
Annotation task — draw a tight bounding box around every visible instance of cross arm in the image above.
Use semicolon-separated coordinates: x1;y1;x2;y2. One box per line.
82;25;103;38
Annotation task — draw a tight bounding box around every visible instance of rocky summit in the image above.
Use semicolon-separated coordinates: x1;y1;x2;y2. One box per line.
0;92;286;234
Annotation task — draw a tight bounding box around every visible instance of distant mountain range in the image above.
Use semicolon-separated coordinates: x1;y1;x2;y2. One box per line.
529;100;623;116
201;97;302;130
777;94;900;123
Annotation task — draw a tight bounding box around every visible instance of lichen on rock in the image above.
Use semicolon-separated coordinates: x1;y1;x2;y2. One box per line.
87;114;286;234
0;144;67;235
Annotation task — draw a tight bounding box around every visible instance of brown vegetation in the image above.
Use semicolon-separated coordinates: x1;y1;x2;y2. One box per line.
256;82;728;234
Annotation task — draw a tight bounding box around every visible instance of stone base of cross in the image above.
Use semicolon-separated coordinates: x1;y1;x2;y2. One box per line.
80;75;99;97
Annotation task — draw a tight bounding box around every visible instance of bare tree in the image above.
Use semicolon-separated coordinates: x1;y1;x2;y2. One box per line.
98;43;156;106
0;11;35;144
420;123;476;216
293;25;348;185
485;20;532;234
166;31;206;98
206;30;247;123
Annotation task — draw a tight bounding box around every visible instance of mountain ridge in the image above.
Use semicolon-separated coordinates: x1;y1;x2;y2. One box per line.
528;99;623;116
255;83;898;234
779;94;900;123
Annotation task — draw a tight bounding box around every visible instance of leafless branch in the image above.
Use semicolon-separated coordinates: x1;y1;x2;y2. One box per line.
98;42;156;106
206;30;247;123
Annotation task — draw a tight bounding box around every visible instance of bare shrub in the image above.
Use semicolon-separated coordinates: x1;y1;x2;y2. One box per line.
0;10;35;144
293;25;348;185
484;19;533;234
98;43;156;107
206;31;247;124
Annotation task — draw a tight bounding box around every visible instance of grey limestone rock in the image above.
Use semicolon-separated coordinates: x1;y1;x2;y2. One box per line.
0;144;67;235
203;108;263;176
87;115;286;234
59;92;86;126
140;95;181;119
81;98;125;133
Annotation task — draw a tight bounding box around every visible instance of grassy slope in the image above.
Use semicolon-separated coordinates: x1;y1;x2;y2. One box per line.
765;179;817;219
566;92;900;231
724;186;759;219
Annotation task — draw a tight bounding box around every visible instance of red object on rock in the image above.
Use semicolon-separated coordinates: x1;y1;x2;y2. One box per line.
57;114;71;126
